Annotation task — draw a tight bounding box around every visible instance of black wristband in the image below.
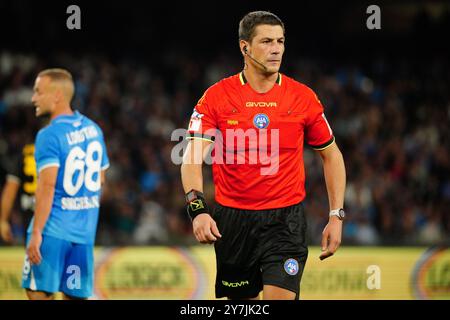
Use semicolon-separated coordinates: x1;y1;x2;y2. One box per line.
185;190;210;221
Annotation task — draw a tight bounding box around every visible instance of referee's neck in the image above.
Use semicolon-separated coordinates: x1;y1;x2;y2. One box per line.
243;69;279;94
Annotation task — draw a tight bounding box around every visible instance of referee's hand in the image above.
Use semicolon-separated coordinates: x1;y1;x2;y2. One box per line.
319;216;342;260
192;213;222;244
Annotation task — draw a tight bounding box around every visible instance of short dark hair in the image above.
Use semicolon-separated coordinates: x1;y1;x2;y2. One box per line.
238;11;285;42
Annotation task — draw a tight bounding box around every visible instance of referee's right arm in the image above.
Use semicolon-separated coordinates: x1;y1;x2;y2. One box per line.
181;138;222;244
181;138;210;193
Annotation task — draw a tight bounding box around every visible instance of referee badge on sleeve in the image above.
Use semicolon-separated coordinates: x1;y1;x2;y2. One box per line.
188;118;201;132
188;108;204;132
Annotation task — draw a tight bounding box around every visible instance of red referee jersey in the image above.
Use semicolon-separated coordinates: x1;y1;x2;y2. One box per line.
187;72;335;210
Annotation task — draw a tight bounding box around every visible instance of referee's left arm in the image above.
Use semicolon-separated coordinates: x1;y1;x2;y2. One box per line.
317;142;346;260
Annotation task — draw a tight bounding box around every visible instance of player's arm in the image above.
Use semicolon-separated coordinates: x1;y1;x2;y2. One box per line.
97;127;110;197
98;169;108;201
181;138;221;244
316;142;346;260
101;169;106;186
0;176;20;243
27;166;58;265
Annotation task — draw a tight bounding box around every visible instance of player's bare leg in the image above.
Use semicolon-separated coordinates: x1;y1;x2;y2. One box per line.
263;285;296;300
25;289;55;300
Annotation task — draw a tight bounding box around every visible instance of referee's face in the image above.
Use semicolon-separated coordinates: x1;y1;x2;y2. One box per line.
249;24;285;74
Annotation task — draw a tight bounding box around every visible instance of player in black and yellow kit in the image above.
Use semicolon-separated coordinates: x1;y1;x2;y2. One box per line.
0;143;37;244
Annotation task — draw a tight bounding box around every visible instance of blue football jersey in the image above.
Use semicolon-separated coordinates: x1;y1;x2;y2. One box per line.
28;111;109;244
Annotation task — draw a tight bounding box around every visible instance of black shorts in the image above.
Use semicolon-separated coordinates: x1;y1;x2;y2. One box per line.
213;201;308;300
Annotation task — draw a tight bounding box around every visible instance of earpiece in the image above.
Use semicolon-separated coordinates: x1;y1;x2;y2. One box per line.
243;46;247;54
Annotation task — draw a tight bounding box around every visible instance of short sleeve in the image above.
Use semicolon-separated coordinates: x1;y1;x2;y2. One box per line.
35;128;61;173
304;90;335;150
186;89;217;142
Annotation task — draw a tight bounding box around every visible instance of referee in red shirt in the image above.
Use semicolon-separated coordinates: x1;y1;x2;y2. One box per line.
181;11;346;300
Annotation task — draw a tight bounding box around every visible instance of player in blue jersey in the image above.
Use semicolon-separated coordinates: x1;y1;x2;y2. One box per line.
22;69;109;300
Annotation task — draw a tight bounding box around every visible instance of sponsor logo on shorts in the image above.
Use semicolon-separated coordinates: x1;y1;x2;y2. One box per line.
284;258;299;276
222;280;249;288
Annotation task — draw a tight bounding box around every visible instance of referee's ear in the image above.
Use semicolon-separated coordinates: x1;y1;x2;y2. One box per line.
239;40;249;56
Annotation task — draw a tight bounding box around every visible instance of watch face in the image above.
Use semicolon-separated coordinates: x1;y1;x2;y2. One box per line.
339;209;346;219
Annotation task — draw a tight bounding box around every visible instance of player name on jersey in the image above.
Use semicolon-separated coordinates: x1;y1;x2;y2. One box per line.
61;195;100;210
66;125;99;145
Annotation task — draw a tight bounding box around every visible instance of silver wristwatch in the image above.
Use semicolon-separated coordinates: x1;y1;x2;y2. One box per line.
329;208;345;220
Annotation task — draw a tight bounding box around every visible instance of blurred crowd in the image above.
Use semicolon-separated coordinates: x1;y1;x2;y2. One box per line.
0;50;448;246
